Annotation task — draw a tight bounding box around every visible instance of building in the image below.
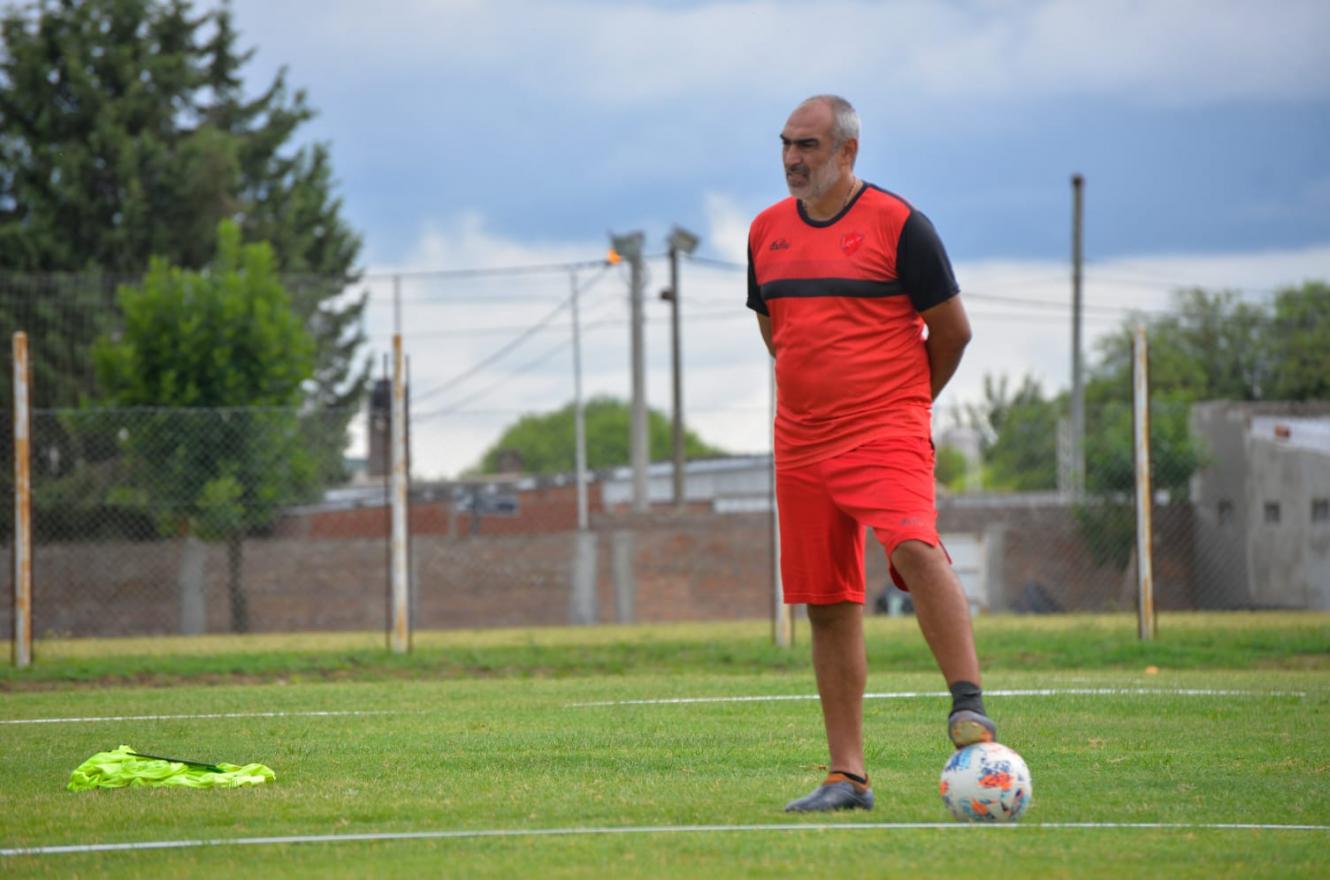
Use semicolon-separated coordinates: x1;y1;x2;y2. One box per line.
1190;401;1330;610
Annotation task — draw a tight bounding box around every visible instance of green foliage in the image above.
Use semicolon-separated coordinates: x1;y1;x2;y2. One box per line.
0;0;360;276
0;0;368;482
92;221;318;539
970;286;1326;502
474;396;729;474
965;374;1060;491
933;444;969;489
1265;281;1330;399
1089;288;1269;405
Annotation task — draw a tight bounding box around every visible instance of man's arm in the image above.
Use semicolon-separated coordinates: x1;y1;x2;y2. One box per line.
920;295;971;400
756;313;775;357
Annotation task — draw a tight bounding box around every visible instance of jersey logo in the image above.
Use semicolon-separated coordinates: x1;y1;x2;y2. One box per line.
769;238;791;251
840;232;864;256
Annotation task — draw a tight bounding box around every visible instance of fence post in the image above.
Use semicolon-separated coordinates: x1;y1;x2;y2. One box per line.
12;332;32;668
1133;323;1156;640
389;331;411;653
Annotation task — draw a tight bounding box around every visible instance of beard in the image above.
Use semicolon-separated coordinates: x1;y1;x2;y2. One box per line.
786;158;842;202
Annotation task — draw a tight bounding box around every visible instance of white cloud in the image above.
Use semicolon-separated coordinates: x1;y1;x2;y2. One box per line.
238;0;1330;110
701;193;752;263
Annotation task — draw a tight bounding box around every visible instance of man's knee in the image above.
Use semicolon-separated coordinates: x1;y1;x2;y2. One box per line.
807;600;862;628
889;540;948;582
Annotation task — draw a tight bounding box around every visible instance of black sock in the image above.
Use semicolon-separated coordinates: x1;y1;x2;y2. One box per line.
830;770;868;786
949;680;985;716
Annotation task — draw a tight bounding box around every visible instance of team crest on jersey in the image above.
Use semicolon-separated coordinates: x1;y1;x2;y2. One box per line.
840;232;864;256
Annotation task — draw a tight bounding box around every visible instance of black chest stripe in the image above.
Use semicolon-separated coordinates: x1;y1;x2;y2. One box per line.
760;277;905;301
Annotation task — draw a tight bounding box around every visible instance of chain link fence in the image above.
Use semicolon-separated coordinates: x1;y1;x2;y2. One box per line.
4;265;1328;644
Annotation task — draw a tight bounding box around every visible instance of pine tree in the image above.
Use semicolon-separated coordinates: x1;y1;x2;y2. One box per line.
0;0;367;478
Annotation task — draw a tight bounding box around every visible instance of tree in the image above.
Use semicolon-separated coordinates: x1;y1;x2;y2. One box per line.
933;444;970;491
963;373;1060;491
1265;281;1330;400
1089;289;1269;405
92;221;319;631
0;0;367;466
474;396;728;475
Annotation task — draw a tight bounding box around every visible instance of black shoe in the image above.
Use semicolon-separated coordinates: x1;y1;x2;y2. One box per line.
783;772;874;813
948;709;997;748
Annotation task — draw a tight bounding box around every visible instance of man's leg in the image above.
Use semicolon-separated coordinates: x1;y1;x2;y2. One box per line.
807;601;867;777
890;540;994;746
889;540;978;685
784;600;874;812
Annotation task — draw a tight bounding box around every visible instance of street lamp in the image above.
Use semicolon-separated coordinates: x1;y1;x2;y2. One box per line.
661;225;700;509
610;231;649;513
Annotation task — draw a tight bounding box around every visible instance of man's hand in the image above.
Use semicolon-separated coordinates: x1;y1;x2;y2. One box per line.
921;296;971;400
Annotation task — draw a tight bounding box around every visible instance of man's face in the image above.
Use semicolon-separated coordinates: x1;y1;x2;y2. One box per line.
781;102;848;201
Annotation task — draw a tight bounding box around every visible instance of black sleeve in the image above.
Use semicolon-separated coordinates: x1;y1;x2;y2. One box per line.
746;245;768;315
898;210;959;312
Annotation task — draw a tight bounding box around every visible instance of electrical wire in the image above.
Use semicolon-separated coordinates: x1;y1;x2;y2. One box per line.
414;337;575;421
408;266;614;404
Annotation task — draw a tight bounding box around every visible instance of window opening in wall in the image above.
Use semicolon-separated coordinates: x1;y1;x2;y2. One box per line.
1264;502;1280;525
1313;499;1329;523
1217;500;1234;525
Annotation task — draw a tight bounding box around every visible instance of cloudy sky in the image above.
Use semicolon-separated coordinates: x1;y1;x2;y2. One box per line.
225;0;1330;477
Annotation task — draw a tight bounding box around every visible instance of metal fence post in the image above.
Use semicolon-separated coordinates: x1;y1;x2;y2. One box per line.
1133;323;1156;640
390;330;411;653
12;332;32;668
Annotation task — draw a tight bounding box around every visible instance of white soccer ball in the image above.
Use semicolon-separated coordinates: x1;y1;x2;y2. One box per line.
939;742;1032;822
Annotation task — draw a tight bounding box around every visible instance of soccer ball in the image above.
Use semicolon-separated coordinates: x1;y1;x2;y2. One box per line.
939;742;1032;822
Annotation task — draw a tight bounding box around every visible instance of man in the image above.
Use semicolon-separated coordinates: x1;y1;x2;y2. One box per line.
747;95;996;813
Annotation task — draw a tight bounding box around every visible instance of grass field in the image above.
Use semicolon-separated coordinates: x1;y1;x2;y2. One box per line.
2;613;1328;878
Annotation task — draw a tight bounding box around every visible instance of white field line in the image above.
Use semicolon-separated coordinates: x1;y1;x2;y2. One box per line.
0;710;401;726
3;821;1328;857
566;687;1309;708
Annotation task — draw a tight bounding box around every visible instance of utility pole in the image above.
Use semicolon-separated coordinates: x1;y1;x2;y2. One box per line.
610;231;648;513
569;269;589;531
1069;173;1086;498
661;226;699;510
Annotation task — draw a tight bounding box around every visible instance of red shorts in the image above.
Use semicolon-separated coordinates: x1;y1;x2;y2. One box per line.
776;436;943;605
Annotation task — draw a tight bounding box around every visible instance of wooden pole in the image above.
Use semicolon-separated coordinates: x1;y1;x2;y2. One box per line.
389;332;410;653
12;332;32;668
1133;323;1156;640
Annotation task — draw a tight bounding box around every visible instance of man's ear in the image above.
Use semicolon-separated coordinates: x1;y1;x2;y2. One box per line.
840;137;859;169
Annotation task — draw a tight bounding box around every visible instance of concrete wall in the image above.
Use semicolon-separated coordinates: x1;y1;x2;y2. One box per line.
1247;437;1330;610
1191;401;1330;610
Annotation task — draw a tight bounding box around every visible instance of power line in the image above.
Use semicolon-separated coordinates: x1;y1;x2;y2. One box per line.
364;294;569;306
409;298;572;405
685;255;746;271
360;257;613;283
415;337;574;421
413;323;626;421
1082;270;1288;297
964;290;1174;316
369;288;623;341
409;265;615;404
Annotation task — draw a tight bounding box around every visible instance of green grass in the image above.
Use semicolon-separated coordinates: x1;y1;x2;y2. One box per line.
3;612;1327;689
1;613;1328;878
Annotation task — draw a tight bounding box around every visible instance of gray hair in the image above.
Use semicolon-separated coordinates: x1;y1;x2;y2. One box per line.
800;94;860;149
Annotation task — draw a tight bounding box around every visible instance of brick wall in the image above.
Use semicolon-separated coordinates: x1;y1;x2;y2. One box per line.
4;500;1195;638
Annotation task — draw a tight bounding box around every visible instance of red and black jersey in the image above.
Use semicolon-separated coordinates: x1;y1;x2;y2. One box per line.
747;184;959;468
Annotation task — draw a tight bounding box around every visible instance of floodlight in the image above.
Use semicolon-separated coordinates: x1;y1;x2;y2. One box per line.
667;226;700;256
609;231;644;262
